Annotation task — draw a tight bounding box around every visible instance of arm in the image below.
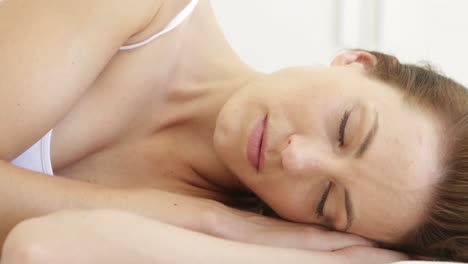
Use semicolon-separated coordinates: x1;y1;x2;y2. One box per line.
0;0;379;254
0;0;163;160
1;209;408;264
0;159;217;249
0;160;373;252
0;0;180;248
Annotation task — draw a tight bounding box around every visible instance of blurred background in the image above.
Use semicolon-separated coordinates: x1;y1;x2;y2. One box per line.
211;0;468;86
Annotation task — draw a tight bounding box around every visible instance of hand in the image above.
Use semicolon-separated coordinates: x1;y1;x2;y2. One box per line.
199;200;374;251
334;246;410;264
115;189;374;252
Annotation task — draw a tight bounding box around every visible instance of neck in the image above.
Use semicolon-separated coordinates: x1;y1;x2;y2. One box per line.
161;69;262;196
150;0;265;195
173;76;258;189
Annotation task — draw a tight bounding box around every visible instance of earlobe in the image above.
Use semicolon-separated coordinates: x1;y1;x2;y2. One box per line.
331;50;378;68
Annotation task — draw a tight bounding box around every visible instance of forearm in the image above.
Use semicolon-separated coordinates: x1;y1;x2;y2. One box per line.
0;161;211;248
0;161;106;248
2;210;343;264
1;161;400;261
99;212;338;264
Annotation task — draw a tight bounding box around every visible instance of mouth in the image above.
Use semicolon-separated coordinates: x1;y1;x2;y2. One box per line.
247;115;268;172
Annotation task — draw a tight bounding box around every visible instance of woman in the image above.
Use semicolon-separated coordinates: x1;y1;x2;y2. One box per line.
0;0;466;262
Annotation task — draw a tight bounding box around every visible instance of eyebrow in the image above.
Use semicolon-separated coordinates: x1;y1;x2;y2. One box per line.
343;188;354;231
355;111;379;159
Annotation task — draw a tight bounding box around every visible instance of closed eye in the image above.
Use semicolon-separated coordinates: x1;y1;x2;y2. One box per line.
339;110;350;146
315;182;332;217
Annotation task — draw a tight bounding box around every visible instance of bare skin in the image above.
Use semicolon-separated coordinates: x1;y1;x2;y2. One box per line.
0;0;442;262
1;210;408;264
0;0;373;257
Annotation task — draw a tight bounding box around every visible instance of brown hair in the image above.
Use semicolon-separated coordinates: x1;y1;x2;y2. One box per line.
363;50;468;261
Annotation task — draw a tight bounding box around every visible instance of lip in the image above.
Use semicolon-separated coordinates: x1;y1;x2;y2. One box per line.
247;115;268;172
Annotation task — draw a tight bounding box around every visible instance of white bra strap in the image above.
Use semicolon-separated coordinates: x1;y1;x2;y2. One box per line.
41;129;54;175
119;0;199;51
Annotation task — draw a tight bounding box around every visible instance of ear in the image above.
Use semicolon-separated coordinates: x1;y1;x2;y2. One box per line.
331;50;378;68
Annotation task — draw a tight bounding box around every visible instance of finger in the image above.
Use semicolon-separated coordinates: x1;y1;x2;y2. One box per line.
313;230;375;251
216;213;374;251
203;208;374;251
239;216;375;250
336;246;409;264
246;226;375;251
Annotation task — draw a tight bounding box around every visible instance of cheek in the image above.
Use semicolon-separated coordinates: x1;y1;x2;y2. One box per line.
277;98;334;135
347;188;395;239
255;175;321;222
349;167;429;241
355;196;424;242
372;125;421;186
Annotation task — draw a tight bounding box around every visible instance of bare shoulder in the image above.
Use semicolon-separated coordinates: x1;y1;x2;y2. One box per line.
0;0;169;160
0;0;166;32
124;0;197;46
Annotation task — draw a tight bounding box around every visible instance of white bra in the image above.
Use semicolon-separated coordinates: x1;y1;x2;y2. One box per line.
11;0;199;175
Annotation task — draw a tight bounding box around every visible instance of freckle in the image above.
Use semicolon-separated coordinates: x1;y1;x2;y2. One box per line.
173;203;178;207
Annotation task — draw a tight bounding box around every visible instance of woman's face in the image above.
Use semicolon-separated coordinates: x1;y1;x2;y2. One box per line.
214;63;443;243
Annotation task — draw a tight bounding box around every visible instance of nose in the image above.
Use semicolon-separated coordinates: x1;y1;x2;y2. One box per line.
281;135;330;176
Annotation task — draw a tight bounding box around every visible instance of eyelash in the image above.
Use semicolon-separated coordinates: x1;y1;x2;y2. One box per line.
316;182;332;217
339;110;350;147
